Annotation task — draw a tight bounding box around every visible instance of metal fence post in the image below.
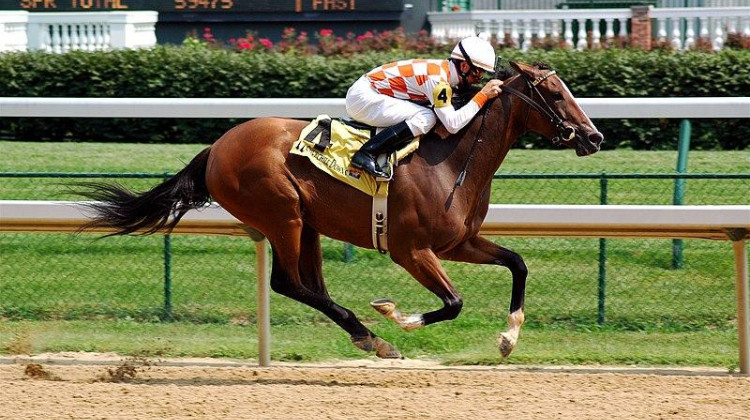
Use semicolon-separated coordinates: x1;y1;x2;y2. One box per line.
163;233;173;321
255;239;271;367
598;172;608;325
162;171;173;321
673;119;692;269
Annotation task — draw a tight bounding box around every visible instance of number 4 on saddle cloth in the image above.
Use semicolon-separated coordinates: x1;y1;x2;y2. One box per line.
290;115;420;197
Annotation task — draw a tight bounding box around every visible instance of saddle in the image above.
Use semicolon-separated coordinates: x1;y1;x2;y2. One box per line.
290;115;420;253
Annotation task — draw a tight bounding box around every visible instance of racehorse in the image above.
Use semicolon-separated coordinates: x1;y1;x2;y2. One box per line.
78;61;603;359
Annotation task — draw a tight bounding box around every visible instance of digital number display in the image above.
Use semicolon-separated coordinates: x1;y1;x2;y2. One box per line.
173;0;234;10
9;0;402;12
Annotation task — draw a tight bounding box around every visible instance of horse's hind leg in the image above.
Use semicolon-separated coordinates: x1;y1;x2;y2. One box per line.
271;224;401;359
439;235;527;358
372;248;462;331
297;223;329;298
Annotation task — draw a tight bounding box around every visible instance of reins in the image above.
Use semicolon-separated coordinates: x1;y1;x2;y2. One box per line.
453;99;491;188
451;67;574;189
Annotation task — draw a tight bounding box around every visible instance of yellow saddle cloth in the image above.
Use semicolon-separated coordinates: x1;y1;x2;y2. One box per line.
290;115;419;196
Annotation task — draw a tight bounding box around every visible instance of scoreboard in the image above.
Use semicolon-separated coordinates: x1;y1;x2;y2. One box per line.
5;1;414;45
9;1;405;13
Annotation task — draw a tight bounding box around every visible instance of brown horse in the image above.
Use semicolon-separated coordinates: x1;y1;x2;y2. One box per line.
79;61;603;359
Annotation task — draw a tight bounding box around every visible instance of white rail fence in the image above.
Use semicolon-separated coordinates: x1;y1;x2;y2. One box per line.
1;201;748;373
0;11;157;52
0;97;748;372
1;97;749;119
428;6;750;50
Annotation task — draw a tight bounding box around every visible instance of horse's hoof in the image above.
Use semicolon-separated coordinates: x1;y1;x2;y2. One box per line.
370;298;396;316
350;336;403;359
498;333;514;358
351;336;374;352
373;337;403;359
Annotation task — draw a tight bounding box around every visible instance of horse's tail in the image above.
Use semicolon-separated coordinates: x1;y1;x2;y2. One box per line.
77;147;212;236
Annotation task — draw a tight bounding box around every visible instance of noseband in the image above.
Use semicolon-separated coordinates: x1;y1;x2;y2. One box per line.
501;70;575;144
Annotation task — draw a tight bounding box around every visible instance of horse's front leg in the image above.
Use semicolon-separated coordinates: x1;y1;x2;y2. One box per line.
372;248;463;331
439;235;528;358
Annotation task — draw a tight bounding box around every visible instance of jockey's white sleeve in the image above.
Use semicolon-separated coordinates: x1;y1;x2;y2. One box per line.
433;100;482;134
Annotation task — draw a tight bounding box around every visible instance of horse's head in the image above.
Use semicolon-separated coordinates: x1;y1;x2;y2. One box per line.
505;61;603;156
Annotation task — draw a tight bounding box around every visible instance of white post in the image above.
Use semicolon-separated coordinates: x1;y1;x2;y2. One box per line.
89;24;97;50
522;18;532;51
591;18;601;49
255;239;271;367
510;20;520;48
495;18;505;44
617;17;627;45
700;16;710;43
685;18;696;50
732;238;749;375
551;20;560;45
61;23;71;53
713;18;724;50
51;24;62;53
671;17;682;49
108;12;153;49
657;17;668;44
478;19;491;40
70;24;80;51
604;18;615;46
564;18;574;48
0;11;29;52
576;18;587;50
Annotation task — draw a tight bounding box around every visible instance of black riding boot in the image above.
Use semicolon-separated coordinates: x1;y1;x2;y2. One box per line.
350;122;413;178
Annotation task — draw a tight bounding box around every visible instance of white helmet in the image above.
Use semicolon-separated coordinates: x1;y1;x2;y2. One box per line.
450;36;496;73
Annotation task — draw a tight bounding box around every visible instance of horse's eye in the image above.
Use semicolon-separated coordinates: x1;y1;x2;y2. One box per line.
552;92;564;101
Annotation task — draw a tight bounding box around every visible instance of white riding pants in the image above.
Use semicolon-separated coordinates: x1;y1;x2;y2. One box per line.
345;76;437;136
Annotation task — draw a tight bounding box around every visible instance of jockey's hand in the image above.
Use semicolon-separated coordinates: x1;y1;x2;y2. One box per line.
480;79;504;99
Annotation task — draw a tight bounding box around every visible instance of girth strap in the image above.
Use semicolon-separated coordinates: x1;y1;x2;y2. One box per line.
371;181;389;254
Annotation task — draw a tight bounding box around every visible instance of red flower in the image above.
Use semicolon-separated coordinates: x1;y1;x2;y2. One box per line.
319;29;333;37
356;31;374;42
259;38;273;49
237;39;253;51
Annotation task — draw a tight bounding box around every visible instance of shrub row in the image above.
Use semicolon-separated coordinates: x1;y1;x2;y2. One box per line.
0;47;747;150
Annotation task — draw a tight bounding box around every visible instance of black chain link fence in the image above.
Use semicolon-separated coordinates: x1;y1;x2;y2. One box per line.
1;173;748;332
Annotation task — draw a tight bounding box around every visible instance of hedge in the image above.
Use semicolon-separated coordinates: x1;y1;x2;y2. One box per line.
0;47;747;150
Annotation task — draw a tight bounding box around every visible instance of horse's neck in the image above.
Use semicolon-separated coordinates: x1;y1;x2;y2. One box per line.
446;93;526;196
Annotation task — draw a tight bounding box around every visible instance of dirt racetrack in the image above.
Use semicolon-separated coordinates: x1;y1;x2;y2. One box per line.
1;353;749;419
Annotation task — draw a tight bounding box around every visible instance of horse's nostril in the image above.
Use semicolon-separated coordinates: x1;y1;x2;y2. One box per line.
589;132;604;145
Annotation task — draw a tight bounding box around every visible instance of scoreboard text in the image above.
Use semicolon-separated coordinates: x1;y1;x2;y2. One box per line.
12;1;399;12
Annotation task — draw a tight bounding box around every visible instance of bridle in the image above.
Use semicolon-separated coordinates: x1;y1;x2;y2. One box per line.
453;66;576;188
500;70;576;145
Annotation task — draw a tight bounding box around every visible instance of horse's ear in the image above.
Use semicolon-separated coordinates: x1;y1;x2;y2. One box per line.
510;61;532;75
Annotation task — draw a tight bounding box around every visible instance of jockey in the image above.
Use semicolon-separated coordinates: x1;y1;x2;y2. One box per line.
346;36;504;178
